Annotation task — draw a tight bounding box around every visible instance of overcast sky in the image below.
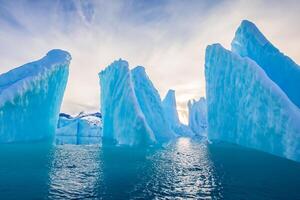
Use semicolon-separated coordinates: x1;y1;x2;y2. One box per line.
0;0;299;123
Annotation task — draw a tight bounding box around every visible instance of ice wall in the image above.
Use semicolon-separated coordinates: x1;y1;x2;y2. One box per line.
205;44;300;162
0;50;70;143
232;20;300;108
162;89;194;136
131;67;175;142
56;113;102;145
162;90;180;126
99;60;155;146
188;97;207;135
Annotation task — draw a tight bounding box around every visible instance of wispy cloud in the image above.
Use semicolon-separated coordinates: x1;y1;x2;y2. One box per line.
0;0;299;123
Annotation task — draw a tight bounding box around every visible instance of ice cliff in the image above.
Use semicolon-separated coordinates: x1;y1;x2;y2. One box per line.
131;67;175;141
99;60;156;146
232;20;300;108
188;97;207;135
99;60;176;146
0;50;70;143
205;43;300;162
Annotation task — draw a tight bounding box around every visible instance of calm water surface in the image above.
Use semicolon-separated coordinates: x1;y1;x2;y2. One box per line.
0;138;300;199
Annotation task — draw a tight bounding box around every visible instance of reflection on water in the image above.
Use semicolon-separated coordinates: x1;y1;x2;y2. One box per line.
0;138;300;199
48;145;101;199
47;138;222;199
134;137;222;199
172;138;221;198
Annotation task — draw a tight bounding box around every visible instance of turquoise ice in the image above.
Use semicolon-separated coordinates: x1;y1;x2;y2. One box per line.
0;50;70;143
99;60;156;146
162;89;193;137
232;20;300;108
56;113;102;145
205;43;300;162
99;60;176;146
188;97;207;136
131;67;175;142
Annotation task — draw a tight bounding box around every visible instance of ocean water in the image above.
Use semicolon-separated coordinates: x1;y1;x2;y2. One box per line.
0;137;300;199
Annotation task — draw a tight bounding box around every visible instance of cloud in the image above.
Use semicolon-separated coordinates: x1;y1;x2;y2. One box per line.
0;0;299;123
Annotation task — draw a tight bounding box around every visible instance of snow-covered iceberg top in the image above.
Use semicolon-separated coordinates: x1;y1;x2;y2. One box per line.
0;49;71;143
57;112;102;129
232;20;300;108
56;112;102;145
0;50;71;107
205;43;300;162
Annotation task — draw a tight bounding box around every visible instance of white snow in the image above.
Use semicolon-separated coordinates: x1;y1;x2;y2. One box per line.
55;112;102;145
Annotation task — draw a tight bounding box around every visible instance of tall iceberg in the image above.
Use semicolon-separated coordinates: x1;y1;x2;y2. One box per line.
188;97;207;135
99;60;176;146
131;67;175;142
0;50;70;143
162;89;193;136
205;43;300;162
232;20;300;108
99;60;155;146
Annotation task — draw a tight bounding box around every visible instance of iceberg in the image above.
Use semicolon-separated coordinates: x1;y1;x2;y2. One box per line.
188;97;207;135
0;50;70;143
205;43;300;162
162;90;180;127
162;89;194;136
232;20;300;108
99;60;155;146
131;67;175;141
56;119;78;145
77;114;102;144
56;112;102;145
99;60;176;146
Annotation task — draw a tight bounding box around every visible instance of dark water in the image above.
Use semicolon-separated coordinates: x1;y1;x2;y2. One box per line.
0;138;300;200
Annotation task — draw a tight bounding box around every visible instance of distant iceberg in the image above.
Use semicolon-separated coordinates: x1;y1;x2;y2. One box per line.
56;112;102;145
0;50;70;143
188;97;207;136
205;43;300;162
162;89;194;137
232;20;300;108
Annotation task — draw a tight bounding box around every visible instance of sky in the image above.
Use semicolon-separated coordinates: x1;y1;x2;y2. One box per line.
0;0;299;123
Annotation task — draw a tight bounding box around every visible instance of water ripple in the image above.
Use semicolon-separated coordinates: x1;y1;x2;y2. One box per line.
42;138;300;199
47;138;222;199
